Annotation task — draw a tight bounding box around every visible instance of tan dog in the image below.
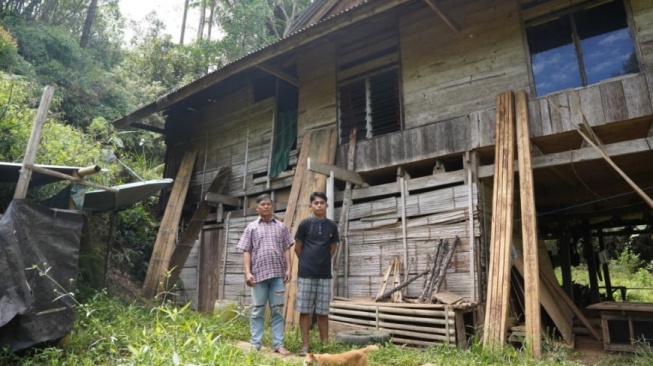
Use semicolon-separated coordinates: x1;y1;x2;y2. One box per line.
303;345;379;366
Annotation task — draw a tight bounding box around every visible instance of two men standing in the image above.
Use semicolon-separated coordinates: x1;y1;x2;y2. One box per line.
237;192;339;355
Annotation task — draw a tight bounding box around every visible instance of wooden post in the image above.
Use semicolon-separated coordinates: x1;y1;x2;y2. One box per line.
327;171;334;220
515;90;541;357
102;210;117;288
14;86;55;199
558;220;573;298
582;220;601;304
142;147;198;298
332;130;357;299
598;231;613;301
400;176;409;282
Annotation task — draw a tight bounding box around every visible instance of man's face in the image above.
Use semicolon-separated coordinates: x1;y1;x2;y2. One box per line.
256;199;273;219
310;197;328;216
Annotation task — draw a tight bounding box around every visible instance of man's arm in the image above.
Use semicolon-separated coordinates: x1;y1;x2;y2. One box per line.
294;240;303;257
330;243;337;258
283;248;292;283
243;251;255;287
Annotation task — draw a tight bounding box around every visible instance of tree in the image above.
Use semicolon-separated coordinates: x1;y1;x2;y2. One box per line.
80;0;99;48
180;0;190;44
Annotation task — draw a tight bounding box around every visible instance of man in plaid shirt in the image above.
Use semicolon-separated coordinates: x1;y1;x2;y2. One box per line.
237;194;293;355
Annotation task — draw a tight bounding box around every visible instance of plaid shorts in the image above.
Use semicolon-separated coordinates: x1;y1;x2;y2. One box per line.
295;277;331;315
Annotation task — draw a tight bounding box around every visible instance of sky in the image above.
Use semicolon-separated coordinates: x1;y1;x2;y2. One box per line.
118;0;199;43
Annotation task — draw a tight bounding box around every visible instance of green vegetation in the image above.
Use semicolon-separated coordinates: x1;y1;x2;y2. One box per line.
0;288;650;365
563;245;653;303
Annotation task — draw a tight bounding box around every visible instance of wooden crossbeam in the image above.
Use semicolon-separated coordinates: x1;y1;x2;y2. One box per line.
25;164;116;192
307;157;366;185
255;63;300;87
422;0;460;32
204;192;241;207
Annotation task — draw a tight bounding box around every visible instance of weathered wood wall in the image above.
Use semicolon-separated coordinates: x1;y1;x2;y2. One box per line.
166;96;276;204
399;0;528;129
297;42;337;146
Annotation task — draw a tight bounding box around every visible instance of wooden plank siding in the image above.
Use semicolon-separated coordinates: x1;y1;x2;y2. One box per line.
338;73;653;172
158;0;653;310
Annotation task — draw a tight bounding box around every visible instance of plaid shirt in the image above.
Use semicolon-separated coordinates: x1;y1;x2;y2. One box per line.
237;216;293;282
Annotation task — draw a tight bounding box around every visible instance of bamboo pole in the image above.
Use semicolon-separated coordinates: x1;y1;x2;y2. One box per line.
375;268;430;302
25;164;117;192
14;86;55;199
76;164;101;177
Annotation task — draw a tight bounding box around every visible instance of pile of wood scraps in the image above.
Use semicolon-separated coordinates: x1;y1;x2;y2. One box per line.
374;236;461;305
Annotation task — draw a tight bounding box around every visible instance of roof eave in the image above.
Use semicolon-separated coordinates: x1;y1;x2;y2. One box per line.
112;0;415;131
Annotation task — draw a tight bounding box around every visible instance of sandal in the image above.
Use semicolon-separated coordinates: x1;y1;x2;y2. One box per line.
297;347;310;356
275;347;291;356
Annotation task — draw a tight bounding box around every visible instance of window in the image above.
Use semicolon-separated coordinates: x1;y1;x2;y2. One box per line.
525;0;638;96
336;25;402;144
338;69;401;144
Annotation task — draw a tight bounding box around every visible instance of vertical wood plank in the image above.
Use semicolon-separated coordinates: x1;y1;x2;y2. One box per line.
483;91;515;348
578;85;605;127
539;99;553;136
515;90;541;357
528;99;542;137
600;80;628;123
622;74;653;119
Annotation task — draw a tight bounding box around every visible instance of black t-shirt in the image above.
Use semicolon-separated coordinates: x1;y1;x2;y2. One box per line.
295;217;339;278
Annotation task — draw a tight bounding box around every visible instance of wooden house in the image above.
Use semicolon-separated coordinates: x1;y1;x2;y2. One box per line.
113;0;653;348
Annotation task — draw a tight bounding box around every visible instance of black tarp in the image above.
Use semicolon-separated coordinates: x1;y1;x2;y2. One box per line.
0;200;83;351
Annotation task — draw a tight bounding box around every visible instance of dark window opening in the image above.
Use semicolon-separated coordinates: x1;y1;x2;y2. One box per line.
269;80;298;177
338;69;401;144
253;74;276;102
526;0;638;96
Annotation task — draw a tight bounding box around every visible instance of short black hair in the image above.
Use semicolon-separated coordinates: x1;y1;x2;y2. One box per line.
310;191;327;203
256;194;273;203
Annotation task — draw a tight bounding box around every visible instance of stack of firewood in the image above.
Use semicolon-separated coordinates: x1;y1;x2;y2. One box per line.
375;236;460;304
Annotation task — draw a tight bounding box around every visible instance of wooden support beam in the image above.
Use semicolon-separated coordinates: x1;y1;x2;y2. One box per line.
307;157;366;185
477;137;653;179
14;86;55;199
255;63;300;87
546;94;653;209
166;167;232;291
515;90;541;358
422;0;460;32
332;130;357;299
284;127;338;327
25;164;117;192
204;192;241;207
142;147;198;298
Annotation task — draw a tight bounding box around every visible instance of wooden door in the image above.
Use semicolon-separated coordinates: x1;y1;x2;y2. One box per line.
198;227;223;312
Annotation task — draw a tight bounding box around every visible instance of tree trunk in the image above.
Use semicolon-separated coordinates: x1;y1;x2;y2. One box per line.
207;1;215;40
197;0;206;41
79;0;98;48
180;0;190;44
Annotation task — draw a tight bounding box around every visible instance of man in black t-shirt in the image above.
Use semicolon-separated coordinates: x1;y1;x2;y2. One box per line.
294;191;339;356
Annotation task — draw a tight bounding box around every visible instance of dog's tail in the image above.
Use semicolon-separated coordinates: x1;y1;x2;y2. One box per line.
362;345;379;353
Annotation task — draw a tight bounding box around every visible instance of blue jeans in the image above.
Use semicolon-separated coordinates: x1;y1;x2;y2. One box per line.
250;277;286;349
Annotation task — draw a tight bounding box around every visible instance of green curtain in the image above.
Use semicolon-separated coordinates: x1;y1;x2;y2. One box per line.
269;110;297;177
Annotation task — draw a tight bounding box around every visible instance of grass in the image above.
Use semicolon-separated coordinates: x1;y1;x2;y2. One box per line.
555;249;653;303
1;291;650;366
2;256;652;365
